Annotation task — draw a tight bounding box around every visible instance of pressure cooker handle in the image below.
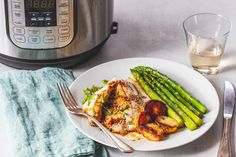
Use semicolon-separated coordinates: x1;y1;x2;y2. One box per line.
111;22;118;34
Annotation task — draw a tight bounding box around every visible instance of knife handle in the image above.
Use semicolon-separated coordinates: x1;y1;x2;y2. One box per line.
217;118;232;157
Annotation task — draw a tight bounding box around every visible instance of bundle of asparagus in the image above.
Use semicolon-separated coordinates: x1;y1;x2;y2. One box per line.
130;66;207;131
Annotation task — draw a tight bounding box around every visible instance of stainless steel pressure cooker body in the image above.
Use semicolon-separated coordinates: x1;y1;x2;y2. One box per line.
0;0;118;69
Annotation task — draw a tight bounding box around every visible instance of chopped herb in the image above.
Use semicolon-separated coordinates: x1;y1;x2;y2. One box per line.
114;92;120;99
96;93;106;104
101;80;109;85
119;111;128;116
101;94;105;104
120;103;129;111
127;121;133;125
82;93;96;105
82;85;101;104
102;106;112;115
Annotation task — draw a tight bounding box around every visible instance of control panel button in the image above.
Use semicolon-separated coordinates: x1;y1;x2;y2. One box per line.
59;11;69;16
28;29;40;35
45;17;52;21
14;35;25;43
45;28;54;35
13;11;23;18
60;0;69;2
45;22;53;26
59;4;69;10
31;17;37;21
28;36;41;44
29;21;38;27
13;20;24;26
59;2;69;8
38;17;44;21
45;12;52;16
12;2;22;10
13;27;25;35
59;26;70;34
58;16;69;25
59;34;70;42
43;36;55;43
31;12;39;17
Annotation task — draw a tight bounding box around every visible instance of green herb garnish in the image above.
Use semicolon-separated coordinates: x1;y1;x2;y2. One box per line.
82;85;101;104
119;111;128;116
102;106;113;115
120;103;129;111
101;80;109;85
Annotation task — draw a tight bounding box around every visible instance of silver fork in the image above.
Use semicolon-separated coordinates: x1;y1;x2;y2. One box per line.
57;83;134;153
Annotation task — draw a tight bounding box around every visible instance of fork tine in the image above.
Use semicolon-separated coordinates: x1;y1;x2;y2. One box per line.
58;83;75;111
57;83;70;110
60;83;78;110
60;83;75;111
62;83;79;108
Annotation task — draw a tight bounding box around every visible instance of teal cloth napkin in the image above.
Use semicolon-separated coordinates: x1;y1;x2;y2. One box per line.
0;68;108;157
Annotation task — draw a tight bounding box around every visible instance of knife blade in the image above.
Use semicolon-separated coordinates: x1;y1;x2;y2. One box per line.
224;81;235;119
218;81;235;157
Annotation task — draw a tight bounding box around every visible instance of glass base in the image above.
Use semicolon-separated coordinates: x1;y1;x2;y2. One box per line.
192;66;219;74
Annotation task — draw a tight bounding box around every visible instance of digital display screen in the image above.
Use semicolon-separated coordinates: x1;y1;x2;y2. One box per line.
25;0;57;27
25;0;56;11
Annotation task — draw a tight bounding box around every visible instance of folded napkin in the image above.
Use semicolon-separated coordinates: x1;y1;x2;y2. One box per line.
0;68;108;157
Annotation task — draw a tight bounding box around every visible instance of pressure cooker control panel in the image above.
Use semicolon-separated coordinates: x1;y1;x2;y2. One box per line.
7;0;74;49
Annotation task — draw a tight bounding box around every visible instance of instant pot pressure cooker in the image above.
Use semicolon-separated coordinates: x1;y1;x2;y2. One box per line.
0;0;118;69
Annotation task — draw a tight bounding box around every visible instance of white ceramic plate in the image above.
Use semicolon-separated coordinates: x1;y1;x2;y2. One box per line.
68;58;219;151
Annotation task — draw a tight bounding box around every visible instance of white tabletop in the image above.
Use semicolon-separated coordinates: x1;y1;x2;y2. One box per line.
1;0;236;156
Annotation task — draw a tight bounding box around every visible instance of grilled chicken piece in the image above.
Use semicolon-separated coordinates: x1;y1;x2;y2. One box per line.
103;113;127;135
102;79;148;134
137;119;178;141
137;122;164;141
138;126;162;141
137;117;178;141
127;77;150;102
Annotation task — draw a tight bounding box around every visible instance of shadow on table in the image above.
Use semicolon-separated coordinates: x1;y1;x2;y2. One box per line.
220;50;236;73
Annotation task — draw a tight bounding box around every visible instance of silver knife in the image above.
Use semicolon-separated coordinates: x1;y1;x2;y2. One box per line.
218;81;235;157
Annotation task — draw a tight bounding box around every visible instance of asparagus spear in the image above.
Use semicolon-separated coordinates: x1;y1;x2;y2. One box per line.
157;77;203;117
131;69;184;127
134;66;207;114
146;73;203;126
